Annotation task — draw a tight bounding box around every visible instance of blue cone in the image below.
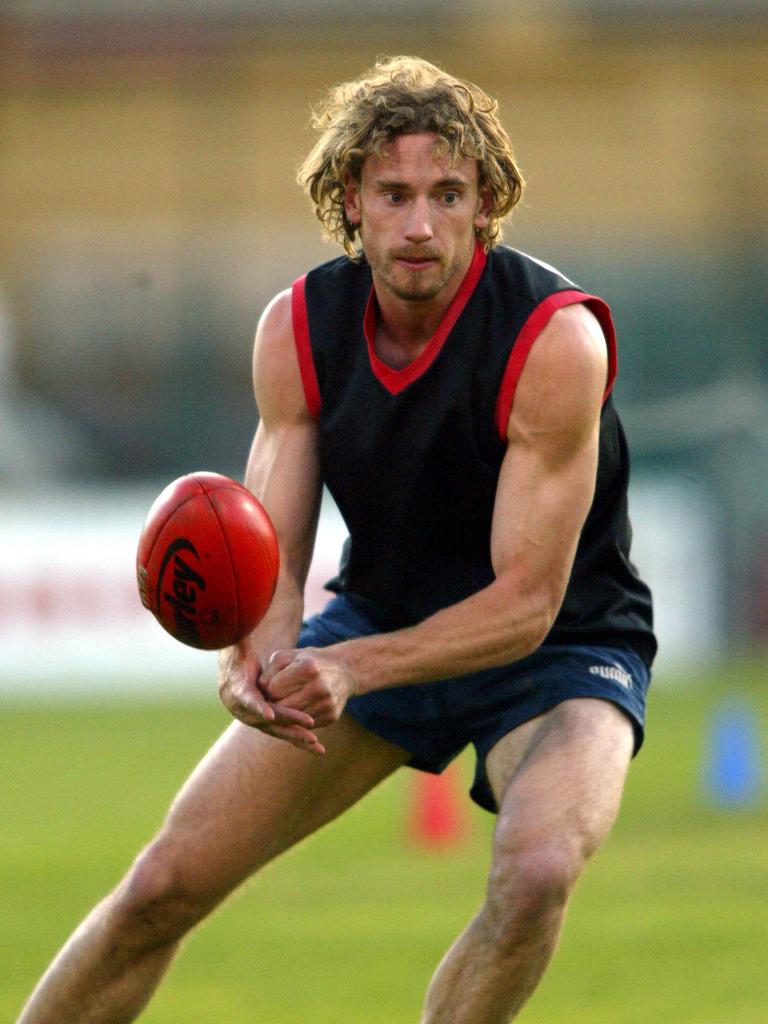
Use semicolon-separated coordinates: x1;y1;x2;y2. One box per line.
704;699;763;808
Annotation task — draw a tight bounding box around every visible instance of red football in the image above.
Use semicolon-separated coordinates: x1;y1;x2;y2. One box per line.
136;472;279;650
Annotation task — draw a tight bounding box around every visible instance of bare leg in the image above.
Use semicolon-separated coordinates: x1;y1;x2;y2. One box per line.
420;698;634;1024
16;716;409;1024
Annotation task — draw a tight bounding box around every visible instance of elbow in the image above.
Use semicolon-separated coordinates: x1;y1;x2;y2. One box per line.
493;576;561;661
516;607;554;659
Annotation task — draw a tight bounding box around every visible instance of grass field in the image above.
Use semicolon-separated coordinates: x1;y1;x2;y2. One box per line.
3;658;767;1023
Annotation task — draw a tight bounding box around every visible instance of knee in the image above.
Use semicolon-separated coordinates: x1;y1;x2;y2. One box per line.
484;836;585;938
110;839;209;947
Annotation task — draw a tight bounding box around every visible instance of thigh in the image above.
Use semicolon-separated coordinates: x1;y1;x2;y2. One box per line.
486;698;634;854
150;714;410;906
466;644;650;812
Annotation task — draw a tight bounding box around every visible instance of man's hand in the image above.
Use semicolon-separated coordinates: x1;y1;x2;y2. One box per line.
217;642;326;754
261;648;360;727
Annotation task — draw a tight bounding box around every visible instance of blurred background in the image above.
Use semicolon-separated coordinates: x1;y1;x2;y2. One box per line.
1;0;767;684
2;2;767;1022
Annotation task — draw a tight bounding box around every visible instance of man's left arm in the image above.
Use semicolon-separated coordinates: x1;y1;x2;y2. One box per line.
262;303;608;726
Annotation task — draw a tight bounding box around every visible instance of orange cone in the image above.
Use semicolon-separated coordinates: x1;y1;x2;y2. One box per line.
409;765;467;848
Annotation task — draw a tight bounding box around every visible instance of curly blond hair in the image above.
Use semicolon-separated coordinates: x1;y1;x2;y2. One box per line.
298;56;525;256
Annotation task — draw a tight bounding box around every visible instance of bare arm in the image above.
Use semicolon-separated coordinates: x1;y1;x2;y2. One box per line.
263;304;608;722
242;293;322;659
217;289;325;750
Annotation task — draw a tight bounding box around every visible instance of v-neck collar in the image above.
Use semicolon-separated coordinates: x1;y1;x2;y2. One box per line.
363;240;487;395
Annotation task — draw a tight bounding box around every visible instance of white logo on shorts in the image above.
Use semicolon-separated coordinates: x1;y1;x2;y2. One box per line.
589;664;633;688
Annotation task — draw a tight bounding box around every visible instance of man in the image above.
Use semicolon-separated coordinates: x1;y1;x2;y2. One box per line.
17;56;655;1023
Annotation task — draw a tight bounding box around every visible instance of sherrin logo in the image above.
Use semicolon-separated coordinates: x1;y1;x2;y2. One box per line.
156;538;207;646
589;664;633;689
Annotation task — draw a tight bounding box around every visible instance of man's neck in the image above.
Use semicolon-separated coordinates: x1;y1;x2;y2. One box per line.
373;290;452;357
371;262;471;364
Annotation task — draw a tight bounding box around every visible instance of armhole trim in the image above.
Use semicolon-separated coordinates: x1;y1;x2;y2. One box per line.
493;290;618;441
291;275;321;419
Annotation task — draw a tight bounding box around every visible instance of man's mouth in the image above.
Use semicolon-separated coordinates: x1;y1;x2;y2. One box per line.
395;253;439;270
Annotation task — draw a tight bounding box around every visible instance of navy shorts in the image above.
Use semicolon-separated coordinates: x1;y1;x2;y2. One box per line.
299;593;651;813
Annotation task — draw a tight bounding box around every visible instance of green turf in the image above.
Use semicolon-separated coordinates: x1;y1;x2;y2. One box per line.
3;658;767;1022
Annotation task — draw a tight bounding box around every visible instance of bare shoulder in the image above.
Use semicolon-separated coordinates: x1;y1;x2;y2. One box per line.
507;303;608;447
252;289;309;424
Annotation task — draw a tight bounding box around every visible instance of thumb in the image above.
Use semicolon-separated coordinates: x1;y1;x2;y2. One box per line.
269;648;298;670
262;648;298;684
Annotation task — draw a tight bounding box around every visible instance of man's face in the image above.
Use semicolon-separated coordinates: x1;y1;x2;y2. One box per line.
344;133;491;304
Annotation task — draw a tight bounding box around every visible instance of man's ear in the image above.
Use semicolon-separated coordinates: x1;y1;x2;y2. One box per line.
474;186;493;231
343;176;362;227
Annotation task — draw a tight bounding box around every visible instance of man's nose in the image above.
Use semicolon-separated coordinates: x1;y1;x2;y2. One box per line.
404;197;433;242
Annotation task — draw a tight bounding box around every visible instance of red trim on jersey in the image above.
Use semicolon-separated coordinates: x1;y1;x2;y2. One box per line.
363;240;488;395
493;291;618;441
291;275;321;419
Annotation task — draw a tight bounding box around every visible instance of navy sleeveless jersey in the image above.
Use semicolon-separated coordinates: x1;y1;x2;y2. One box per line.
291;241;656;666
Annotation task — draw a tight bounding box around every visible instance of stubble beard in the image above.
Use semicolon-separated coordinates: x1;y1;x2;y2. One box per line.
383;264;447;302
374;236;475;304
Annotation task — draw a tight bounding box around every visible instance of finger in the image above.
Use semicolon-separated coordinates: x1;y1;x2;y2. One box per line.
265;658;317;702
270;702;316;729
225;700;277;730
275;690;310;712
304;707;339;728
238;685;277;722
265;721;319;744
276;690;328;719
255;677;315;727
219;681;276;724
273;695;339;730
262;648;299;685
264;723;325;755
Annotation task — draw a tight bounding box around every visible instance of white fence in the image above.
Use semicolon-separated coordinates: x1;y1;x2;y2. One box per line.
0;486;346;695
0;477;721;694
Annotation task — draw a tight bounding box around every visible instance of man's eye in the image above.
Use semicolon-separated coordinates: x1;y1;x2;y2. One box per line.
388;193;404;204
443;192;460;205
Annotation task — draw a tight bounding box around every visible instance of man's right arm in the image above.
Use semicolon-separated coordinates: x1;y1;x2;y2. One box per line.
217;289;325;752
